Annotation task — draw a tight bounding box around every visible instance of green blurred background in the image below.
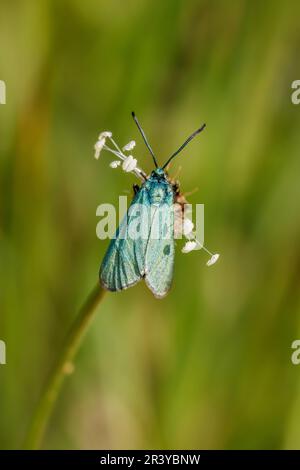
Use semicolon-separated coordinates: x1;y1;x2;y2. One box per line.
1;0;300;450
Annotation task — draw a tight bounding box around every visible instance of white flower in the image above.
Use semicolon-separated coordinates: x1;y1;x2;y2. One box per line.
206;253;220;266
123;140;136;151
94;138;106;159
182;240;197;254
110;160;121;169
99;131;112;139
93;128;145;181
122;155;137;172
183;218;194;236
94;131;113;159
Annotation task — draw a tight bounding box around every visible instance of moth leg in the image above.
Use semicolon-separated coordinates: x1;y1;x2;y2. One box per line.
183;187;199;197
133;184;140;195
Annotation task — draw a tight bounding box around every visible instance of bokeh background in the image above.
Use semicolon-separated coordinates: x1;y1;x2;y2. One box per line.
1;0;300;450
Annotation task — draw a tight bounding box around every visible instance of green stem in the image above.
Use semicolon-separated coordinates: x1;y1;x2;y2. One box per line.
24;283;106;449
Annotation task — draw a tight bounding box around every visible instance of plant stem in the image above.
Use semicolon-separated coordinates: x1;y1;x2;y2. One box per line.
24;282;106;449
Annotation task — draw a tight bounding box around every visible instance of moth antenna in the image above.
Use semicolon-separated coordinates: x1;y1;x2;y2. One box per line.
162;123;206;169
131;112;158;168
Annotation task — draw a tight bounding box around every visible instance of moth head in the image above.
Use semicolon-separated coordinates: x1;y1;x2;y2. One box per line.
151;168;166;181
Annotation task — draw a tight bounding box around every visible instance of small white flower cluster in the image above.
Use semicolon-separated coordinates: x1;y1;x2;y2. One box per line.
94;131;146;180
179;216;198;253
94;131;112;159
177;210;219;266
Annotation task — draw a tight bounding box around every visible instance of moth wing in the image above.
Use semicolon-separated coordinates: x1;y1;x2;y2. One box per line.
145;203;175;299
100;187;150;292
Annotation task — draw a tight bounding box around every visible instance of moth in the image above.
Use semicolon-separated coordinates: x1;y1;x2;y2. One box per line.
100;113;206;298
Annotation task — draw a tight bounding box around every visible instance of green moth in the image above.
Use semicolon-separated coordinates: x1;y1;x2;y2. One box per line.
98;113;207;298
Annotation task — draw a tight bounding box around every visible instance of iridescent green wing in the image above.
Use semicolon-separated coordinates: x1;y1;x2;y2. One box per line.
100;187;150;292
145;199;175;299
